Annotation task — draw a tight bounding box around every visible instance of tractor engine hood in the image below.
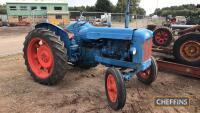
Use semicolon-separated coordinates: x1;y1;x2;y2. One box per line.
67;22;152;41
78;26;133;40
132;28;153;43
78;26;152;42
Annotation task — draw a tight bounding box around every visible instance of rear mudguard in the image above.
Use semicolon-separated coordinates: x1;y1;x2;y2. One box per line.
35;23;70;50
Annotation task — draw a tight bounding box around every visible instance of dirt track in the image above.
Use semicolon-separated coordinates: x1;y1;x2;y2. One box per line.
0;27;31;56
0;27;199;113
0;54;199;113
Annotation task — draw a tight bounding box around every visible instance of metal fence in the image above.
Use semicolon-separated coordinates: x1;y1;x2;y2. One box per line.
1;11;166;28
69;11;166;28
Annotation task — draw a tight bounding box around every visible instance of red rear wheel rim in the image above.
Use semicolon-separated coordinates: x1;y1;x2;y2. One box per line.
107;74;117;103
138;66;151;79
155;31;169;45
27;38;54;79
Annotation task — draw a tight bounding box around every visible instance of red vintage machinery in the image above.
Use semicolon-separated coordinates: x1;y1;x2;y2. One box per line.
149;25;200;78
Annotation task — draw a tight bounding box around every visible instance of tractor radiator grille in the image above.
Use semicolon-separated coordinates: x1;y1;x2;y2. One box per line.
143;39;152;61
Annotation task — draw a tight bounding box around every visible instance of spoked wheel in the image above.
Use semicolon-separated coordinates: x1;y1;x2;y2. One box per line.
23;28;68;85
105;68;126;111
173;33;200;66
137;57;158;85
180;41;200;62
153;27;173;47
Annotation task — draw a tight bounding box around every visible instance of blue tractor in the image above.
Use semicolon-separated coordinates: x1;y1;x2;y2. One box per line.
23;0;158;110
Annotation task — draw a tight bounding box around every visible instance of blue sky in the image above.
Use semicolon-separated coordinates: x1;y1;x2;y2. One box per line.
1;0;200;15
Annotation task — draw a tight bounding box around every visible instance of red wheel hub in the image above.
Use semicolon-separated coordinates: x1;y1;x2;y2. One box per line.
107;74;117;103
155;31;169;45
180;41;200;62
37;45;53;68
138;67;151;79
27;38;54;79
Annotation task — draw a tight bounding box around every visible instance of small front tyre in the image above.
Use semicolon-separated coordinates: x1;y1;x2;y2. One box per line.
137;57;158;85
105;68;126;111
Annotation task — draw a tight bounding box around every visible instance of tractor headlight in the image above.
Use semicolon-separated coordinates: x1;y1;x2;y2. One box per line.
132;47;137;55
130;47;137;55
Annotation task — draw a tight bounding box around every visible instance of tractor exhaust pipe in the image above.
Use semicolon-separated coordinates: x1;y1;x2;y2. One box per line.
125;0;130;28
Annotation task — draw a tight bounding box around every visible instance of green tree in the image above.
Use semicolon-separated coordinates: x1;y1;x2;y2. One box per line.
154;8;161;15
136;7;146;15
115;0;140;14
68;0;145;15
153;4;200;17
95;0;113;12
85;6;96;12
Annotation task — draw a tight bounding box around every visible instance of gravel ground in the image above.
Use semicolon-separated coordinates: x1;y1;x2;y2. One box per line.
0;54;199;113
0;27;31;56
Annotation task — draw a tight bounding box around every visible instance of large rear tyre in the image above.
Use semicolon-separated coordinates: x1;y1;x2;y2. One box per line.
153;27;173;47
23;28;68;85
173;33;200;66
105;68;126;111
137;57;158;85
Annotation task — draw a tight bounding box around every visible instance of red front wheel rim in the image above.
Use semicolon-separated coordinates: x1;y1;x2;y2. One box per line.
107;74;117;103
155;31;169;45
138;67;151;79
27;38;54;79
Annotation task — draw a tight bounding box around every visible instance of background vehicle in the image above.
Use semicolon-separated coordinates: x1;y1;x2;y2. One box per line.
150;25;200;66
